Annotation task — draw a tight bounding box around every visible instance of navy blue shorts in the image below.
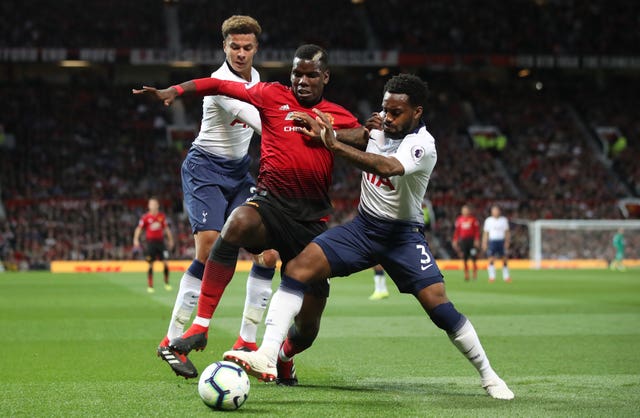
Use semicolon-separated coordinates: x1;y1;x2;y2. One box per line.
181;147;255;234
487;239;505;257
314;211;444;295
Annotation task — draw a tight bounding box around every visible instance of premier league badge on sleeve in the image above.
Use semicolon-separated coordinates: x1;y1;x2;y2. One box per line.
411;145;425;163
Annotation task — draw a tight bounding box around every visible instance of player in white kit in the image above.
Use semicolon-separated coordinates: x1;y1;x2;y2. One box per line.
224;74;514;399
481;205;511;282
148;15;277;379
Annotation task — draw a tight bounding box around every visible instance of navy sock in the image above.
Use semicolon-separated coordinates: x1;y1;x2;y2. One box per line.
251;264;275;280
280;274;308;295
429;302;466;333
187;259;205;279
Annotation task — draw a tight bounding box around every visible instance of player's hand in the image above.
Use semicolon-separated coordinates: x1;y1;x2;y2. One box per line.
313;108;338;151
365;111;385;131
290;111;322;141
132;86;179;106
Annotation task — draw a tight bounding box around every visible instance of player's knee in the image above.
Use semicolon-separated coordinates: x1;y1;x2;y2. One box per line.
195;232;218;263
284;244;329;282
253;249;278;268
209;238;240;265
222;208;262;245
418;282;448;308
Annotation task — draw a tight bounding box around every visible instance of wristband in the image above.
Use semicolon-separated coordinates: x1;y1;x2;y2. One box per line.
171;84;185;95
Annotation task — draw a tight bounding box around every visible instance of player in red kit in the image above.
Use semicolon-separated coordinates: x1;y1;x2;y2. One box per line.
452;204;480;280
133;197;175;293
134;44;365;384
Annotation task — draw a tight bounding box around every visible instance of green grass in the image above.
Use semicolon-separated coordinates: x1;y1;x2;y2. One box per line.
1;268;639;417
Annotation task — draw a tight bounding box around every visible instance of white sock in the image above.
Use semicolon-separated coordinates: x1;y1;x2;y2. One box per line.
488;264;496;280
259;288;304;363
374;274;387;293
239;273;273;343
448;318;497;381
193;316;210;328
502;266;510;280
166;271;201;340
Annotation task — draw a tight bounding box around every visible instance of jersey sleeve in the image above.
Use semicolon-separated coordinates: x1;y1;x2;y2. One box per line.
213;95;262;134
473;218;481;240
193;77;267;110
138;216;145;229
393;134;437;177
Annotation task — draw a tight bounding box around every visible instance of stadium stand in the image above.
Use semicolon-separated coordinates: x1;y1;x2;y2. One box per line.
0;0;638;269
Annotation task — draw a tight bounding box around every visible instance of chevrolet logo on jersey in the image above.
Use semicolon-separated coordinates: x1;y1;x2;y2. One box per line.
285;111;335;125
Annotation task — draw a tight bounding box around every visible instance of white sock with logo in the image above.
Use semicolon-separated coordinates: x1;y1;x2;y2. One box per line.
259;288;304;364
167;272;201;340
448;318;497;381
239;271;273;343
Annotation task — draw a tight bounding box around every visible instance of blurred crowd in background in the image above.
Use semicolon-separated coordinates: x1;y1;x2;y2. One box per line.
0;0;638;269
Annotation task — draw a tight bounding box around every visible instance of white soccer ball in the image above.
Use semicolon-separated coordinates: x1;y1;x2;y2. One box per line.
198;361;250;411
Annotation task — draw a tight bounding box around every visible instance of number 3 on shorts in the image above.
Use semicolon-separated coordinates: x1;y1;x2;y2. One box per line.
416;244;433;271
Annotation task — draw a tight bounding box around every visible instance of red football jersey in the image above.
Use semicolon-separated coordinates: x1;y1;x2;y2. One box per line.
193;78;361;221
138;212;167;242
453;215;480;241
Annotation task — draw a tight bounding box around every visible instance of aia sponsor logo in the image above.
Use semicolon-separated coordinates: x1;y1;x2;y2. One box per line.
365;172;395;190
230;118;249;128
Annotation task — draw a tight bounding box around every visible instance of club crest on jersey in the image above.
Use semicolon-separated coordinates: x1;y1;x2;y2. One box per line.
411;145;425;163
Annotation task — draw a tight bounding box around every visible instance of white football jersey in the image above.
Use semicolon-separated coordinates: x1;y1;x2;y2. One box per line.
483;216;509;240
192;62;261;159
359;124;437;224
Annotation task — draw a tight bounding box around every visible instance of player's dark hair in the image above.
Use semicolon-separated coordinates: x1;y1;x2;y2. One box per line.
221;15;262;39
294;44;329;70
383;74;429;108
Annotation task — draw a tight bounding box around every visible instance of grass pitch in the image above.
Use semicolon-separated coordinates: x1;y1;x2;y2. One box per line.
1;268;639;417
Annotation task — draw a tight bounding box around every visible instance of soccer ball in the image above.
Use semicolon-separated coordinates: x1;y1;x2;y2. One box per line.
198;361;250;411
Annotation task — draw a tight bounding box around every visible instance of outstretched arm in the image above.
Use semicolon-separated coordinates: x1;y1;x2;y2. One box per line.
132;78;253;106
314;109;404;178
131;82;196;106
